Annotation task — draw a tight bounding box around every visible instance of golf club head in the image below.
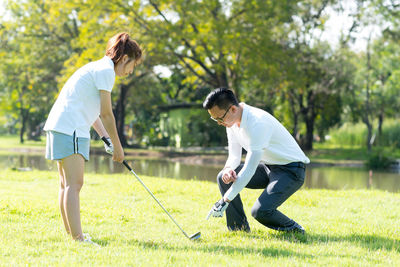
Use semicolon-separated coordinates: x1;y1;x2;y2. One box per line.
189;232;201;241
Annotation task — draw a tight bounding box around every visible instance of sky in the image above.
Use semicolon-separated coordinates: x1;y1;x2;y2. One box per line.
320;1;383;52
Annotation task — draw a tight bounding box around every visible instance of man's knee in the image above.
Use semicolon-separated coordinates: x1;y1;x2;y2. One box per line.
216;171;224;184
251;205;274;220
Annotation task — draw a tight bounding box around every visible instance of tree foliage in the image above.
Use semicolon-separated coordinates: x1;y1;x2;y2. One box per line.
0;0;398;150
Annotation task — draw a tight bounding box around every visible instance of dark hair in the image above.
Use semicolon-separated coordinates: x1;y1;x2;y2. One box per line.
203;88;239;110
106;32;142;65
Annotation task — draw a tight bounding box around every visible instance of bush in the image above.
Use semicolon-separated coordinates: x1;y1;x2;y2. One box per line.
365;148;394;170
326;118;400;148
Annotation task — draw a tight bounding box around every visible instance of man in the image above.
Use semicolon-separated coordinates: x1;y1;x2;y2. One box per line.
204;88;309;234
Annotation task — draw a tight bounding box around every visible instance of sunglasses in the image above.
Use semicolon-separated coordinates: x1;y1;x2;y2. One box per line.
210;105;232;123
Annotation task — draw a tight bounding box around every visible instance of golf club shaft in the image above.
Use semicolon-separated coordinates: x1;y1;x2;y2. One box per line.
101;136;190;238
124;161;190;239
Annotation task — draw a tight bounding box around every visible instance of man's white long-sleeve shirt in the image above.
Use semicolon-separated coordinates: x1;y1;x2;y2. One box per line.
224;103;310;201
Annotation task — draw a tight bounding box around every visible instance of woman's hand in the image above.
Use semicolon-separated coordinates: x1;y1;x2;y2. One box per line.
112;144;124;163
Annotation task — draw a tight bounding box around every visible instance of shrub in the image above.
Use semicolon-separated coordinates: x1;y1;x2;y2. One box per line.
365;148;394;170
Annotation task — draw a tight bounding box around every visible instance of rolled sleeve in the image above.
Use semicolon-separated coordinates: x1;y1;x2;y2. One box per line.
224;149;263;201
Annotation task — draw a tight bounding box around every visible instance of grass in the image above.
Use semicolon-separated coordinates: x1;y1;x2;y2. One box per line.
308;143;400;165
1;169;399;266
0;135;45;149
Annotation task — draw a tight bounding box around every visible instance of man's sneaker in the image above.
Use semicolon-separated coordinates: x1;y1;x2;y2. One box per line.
290;222;305;234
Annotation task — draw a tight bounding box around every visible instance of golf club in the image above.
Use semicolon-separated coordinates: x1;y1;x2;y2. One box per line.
102;137;201;241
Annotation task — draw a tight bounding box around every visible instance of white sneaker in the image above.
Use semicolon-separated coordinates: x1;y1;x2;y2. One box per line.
80;233;100;247
83;233;92;240
82;238;100;247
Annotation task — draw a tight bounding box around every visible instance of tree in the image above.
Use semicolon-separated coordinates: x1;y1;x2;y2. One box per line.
0;0;79;142
347;37;400;152
108;0;299;97
263;0;356;150
343;0;400;151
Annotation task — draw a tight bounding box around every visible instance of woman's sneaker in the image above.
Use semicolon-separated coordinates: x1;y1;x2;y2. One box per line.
82;238;100;247
80;233;100;247
83;233;92;240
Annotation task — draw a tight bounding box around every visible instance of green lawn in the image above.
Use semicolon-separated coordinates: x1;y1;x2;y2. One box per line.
0;169;399;266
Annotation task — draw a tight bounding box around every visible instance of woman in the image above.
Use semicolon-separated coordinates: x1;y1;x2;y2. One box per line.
44;32;142;243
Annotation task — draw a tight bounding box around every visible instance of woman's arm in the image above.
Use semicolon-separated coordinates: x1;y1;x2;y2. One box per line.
98;90;124;163
92;117;109;138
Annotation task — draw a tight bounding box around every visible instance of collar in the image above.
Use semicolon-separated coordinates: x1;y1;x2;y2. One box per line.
103;56;114;68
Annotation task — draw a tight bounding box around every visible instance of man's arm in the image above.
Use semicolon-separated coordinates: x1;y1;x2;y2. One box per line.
224;149;263;201
224;140;242;170
220;129;242;184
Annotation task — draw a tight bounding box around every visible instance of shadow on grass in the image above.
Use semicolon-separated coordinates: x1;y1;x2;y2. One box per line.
309;232;399;252
269;231;399;252
93;230;398;259
125;238;308;258
117;237;371;263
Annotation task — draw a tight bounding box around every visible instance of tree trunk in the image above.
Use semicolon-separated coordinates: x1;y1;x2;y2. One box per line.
366;121;373;152
288;96;299;141
114;84;129;147
303;116;315;151
365;35;373;153
377;112;383;145
300;91;316;151
19;108;29;144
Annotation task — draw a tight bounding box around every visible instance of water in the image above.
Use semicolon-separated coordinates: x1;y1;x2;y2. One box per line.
2;153;399;192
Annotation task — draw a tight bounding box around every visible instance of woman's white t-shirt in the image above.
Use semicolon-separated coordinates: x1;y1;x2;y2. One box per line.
44;56;115;138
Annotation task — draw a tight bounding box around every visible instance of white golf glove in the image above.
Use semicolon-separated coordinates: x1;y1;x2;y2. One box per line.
103;137;114;154
206;198;229;220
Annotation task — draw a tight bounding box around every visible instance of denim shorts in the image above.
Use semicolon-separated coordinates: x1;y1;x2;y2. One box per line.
45;131;90;161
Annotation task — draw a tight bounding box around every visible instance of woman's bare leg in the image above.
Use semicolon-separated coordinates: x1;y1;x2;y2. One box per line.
57;161;71;235
61;154;85;241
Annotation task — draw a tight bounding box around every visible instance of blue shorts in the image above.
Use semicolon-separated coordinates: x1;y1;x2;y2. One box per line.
45;131;90;161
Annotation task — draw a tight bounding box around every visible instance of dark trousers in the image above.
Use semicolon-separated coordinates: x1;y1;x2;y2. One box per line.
217;162;305;232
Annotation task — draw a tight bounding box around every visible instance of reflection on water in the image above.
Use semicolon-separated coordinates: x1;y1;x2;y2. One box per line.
305;167;400;192
1;154;399;192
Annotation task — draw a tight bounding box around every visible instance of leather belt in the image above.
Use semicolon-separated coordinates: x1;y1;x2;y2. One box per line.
283;162;306;169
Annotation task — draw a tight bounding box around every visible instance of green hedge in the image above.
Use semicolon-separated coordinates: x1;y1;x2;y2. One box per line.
326;118;400;148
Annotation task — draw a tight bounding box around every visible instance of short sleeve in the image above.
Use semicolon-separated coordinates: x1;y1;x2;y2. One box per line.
94;69;115;92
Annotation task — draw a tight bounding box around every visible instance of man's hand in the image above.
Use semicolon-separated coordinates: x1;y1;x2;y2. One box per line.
206;198;229;220
103;137;114;154
222;167;237;184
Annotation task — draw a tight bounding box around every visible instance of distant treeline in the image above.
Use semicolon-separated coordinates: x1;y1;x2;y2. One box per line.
0;0;399;152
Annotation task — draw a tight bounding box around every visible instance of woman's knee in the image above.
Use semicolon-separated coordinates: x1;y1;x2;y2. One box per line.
64;172;84;191
65;181;83;192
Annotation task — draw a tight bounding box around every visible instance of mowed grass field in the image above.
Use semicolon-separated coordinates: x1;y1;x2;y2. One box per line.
0;169;399;266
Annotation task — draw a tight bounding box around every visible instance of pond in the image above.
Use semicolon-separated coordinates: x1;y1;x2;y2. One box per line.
1;153;399;193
